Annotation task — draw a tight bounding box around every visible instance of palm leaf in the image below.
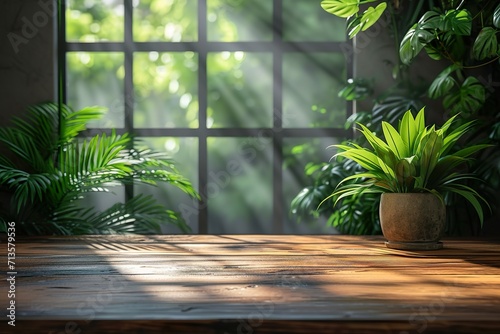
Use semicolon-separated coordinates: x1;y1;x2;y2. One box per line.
87;194;190;234
60;105;106;143
0;102;198;235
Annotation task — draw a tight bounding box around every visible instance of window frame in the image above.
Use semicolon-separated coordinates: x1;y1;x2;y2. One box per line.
58;0;353;234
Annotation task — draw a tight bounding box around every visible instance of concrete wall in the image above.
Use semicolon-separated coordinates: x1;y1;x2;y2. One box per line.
0;0;56;127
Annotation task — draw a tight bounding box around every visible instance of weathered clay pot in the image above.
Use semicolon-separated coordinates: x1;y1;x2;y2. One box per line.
380;193;446;250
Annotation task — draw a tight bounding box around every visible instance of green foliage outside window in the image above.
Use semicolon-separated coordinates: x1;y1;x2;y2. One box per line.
65;0;349;234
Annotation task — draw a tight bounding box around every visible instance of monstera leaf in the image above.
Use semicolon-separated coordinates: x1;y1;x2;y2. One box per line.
493;3;500;28
428;65;460;99
347;2;387;38
472;27;499;60
321;0;360;18
443;77;486;116
321;0;387;38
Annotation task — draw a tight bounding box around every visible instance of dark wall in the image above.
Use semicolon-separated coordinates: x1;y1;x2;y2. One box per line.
0;0;55;127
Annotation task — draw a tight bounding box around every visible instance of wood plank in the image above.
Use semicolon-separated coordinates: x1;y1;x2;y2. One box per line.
1;235;500;333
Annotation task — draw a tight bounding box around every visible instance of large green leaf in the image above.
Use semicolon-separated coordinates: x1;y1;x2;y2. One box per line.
418;10;442;30
398;107;425;154
400;24;425;65
413;107;426;137
441;31;466;60
427;156;467;187
398;110;416;153
440;9;472;36
382;121;407;158
453;144;493;159
443;77;486;116
342;1;386;38
443;183;488;226
400;24;436;64
436;113;459;137
418;130;443;187
338;78;373;101
439;119;474;155
356;123;398;167
423;44;443;60
356;123;389;151
359;2;388;31
395;158;416;191
493;4;500;28
61;105;106;143
347;15;364;38
428;64;460;99
400;11;453;65
321;0;360;18
472;27;499;60
334;146;382;171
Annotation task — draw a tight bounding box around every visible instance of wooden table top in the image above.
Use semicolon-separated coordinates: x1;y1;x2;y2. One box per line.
1;235;500;333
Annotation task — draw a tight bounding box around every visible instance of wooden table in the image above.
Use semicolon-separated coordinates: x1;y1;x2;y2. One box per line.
1;235;500;333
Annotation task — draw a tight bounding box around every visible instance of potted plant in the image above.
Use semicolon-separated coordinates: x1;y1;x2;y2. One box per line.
291;0;500;235
325;107;490;250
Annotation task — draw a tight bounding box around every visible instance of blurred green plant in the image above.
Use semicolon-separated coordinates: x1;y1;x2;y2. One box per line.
0;103;199;235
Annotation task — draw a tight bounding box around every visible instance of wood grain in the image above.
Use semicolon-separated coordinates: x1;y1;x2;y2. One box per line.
1;235;499;333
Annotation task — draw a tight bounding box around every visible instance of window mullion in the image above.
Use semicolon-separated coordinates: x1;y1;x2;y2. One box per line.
273;0;283;234
124;0;134;200
198;0;208;234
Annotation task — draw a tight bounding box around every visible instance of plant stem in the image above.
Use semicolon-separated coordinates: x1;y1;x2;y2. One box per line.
463;56;500;69
388;3;403;82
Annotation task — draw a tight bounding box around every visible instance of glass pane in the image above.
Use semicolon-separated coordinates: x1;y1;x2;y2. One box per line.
283;0;346;42
134;52;198;128
77;186;126;217
283;137;340;234
207;52;273;128
207;137;272;233
283;53;346;128
67;52;124;128
133;0;198;42
207;0;273;41
66;0;124;42
135;137;199;233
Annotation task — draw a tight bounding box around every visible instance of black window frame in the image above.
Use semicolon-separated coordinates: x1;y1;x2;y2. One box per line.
57;0;353;234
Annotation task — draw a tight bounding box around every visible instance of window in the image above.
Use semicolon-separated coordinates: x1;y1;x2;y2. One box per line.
61;0;352;234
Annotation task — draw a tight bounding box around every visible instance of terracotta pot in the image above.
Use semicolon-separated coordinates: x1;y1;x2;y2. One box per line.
379;193;446;250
